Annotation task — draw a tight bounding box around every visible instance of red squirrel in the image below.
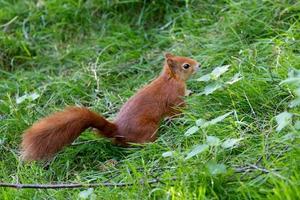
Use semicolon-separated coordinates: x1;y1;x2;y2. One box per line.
21;53;200;161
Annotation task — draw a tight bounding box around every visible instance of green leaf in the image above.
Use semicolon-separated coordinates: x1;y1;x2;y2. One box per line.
294;88;300;96
197;74;211;82
16;95;30;104
202;111;233;128
185;144;209;160
0;138;5;145
16;92;40;104
275;112;293;132
200;83;222;95
222;138;242;149
282;133;297;141
280;77;300;85
289;98;300;108
288;68;300;78
196;118;206;126
197;65;231;82
184;126;199;136
207;162;227;175
210;65;230;80
162;151;174;158
226;73;242;85
280;68;300;85
294;121;300;130
79;188;94;199
206;136;220;146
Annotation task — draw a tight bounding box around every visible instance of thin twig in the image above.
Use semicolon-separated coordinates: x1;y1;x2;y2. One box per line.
0;177;176;189
233;163;286;180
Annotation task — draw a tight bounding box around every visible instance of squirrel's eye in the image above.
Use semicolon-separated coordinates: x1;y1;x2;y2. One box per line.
183;63;190;69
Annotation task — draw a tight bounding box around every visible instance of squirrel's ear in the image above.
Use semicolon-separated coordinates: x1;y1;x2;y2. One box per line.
166;58;175;68
166;57;177;76
164;52;174;59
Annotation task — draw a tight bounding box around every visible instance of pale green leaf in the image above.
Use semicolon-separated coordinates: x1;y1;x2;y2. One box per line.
79;188;94;199
210;65;230;80
206;136;220;146
275;112;293;132
282;133;297;141
222;138;242;149
280;69;300;85
280;77;300;85
16;95;28;104
202;111;233;128
196;118;206;127
200;83;222;95
185;144;209;160
294;121;300;130
184;126;199;136
288;68;300;78
294;88;300;96
162;151;174;158
197;74;211;82
29;93;40;101
289;98;300;108
16;92;40;104
0;138;5;145
207;162;227;175
226;73;242;85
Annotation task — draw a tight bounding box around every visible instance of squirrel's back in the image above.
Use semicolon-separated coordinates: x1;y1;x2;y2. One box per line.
114;69;186;143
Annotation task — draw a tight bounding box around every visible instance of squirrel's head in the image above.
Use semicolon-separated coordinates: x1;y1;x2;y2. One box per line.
164;53;200;81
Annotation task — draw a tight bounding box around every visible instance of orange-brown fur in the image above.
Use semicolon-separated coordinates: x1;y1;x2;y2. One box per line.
21;53;200;161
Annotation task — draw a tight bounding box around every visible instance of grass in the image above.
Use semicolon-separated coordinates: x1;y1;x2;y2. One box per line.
0;0;300;199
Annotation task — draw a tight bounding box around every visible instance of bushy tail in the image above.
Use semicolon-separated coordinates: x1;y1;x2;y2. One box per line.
21;107;117;161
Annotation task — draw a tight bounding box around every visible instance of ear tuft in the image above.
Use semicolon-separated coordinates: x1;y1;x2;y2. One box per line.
166;58;173;67
164;52;174;59
166;57;177;71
